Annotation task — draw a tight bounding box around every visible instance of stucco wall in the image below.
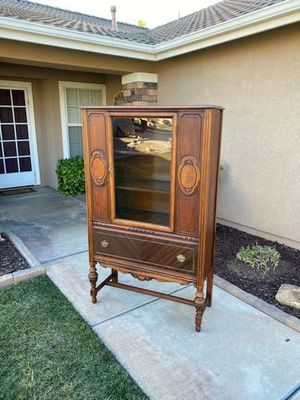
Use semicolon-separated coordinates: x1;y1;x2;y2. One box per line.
0;63;122;187
157;24;300;248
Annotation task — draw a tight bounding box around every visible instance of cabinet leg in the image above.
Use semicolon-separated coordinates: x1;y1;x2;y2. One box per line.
194;291;205;332
206;273;213;308
112;269;118;283
89;262;98;304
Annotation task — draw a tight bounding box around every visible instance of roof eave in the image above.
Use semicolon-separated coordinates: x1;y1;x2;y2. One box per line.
154;0;300;60
0;0;299;62
0;16;156;61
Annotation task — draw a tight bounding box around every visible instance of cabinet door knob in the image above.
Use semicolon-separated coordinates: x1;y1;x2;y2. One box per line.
177;254;186;263
101;240;109;248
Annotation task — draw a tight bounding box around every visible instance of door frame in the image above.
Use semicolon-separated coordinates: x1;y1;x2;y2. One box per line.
58;81;106;159
0;80;40;188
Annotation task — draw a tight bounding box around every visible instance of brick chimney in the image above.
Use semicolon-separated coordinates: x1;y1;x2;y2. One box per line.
115;73;158;106
111;5;117;31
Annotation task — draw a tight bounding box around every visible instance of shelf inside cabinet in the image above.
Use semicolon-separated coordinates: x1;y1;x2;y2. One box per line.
116;208;170;226
115;178;170;194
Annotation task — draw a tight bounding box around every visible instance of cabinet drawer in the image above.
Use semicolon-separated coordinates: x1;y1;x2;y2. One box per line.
93;229;196;274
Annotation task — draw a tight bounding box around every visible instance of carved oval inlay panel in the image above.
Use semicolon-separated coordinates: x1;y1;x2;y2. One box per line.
178;155;200;196
90;150;108;186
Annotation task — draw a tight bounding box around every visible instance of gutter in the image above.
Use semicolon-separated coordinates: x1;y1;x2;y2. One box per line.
0;0;299;62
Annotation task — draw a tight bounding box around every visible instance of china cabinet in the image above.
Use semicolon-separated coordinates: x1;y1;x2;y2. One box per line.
82;105;223;331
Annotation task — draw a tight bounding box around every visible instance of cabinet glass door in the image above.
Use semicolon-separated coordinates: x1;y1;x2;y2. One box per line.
112;116;173;227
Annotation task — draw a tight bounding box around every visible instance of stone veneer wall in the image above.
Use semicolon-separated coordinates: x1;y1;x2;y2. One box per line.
114;74;157;105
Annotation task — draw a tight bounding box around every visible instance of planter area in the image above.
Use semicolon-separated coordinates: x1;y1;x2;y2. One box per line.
0;234;29;276
215;224;300;319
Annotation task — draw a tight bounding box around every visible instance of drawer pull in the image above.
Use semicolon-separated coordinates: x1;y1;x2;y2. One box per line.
101;240;109;248
177;254;186;263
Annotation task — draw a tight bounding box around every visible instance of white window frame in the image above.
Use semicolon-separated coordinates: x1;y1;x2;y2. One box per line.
0;79;40;187
58;81;106;159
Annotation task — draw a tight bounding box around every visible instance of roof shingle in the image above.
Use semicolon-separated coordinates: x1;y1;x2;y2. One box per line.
0;0;289;45
150;0;287;43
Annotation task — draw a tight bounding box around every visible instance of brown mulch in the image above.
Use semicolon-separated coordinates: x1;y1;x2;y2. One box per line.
0;234;30;277
215;224;300;319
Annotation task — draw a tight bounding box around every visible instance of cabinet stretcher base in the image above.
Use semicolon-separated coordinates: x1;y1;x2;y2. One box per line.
93;267;209;332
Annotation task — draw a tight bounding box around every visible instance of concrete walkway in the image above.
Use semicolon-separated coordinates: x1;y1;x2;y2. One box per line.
0;186;87;263
1;187;300;400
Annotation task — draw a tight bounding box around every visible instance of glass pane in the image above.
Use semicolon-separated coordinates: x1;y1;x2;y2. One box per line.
79;89;90;106
14;108;27;123
16;125;28;139
0;107;13;123
17;141;30;156
66;89;78;106
113;117;172;226
12;90;25;106
2;125;15;140
69;126;83;157
0;159;4;174
0;89;11;105
5;158;18;173
90;90;102;105
4;141;17;157
19;157;32;172
67;106;80;124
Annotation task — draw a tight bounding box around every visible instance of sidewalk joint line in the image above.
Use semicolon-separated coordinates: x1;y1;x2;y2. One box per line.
280;383;300;400
42;249;88;265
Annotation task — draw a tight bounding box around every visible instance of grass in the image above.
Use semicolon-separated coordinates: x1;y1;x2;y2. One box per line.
0;276;148;400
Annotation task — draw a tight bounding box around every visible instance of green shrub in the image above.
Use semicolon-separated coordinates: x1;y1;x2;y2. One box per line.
56;156;85;196
236;243;280;273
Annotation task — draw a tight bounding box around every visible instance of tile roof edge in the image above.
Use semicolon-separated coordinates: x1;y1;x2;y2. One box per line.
0;0;297;57
5;0;150;31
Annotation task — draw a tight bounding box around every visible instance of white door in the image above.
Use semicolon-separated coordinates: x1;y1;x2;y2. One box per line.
0;81;39;189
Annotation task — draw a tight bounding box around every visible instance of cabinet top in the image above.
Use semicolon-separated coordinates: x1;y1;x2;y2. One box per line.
81;105;224;111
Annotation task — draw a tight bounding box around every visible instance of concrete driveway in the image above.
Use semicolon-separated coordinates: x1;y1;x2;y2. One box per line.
1;187;300;400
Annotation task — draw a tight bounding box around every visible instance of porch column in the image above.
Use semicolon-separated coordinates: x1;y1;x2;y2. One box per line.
115;72;158;105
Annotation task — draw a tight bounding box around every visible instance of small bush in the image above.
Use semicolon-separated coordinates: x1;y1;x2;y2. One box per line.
236;243;280;273
56;156;85;196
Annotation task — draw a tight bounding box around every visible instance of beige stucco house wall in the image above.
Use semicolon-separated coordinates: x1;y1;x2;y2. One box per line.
157;23;300;249
0;39;156;187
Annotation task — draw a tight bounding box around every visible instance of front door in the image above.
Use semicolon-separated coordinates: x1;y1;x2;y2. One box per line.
0;82;39;189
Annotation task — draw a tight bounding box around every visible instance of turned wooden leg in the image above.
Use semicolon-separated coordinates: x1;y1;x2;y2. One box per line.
194;291;205;332
89;261;98;304
112;269;118;283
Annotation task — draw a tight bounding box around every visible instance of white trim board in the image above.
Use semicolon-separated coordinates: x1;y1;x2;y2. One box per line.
58;81;106;159
0;0;299;61
0;80;40;188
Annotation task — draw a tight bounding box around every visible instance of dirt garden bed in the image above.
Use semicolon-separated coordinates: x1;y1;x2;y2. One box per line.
0;234;29;277
215;224;300;319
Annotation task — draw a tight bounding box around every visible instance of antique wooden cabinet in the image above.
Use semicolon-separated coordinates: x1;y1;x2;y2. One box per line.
82;106;223;332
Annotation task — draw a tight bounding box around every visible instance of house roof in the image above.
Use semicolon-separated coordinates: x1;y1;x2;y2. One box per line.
150;0;288;43
0;0;152;43
0;0;290;44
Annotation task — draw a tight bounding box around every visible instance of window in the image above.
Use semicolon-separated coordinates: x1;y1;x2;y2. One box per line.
59;82;106;158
